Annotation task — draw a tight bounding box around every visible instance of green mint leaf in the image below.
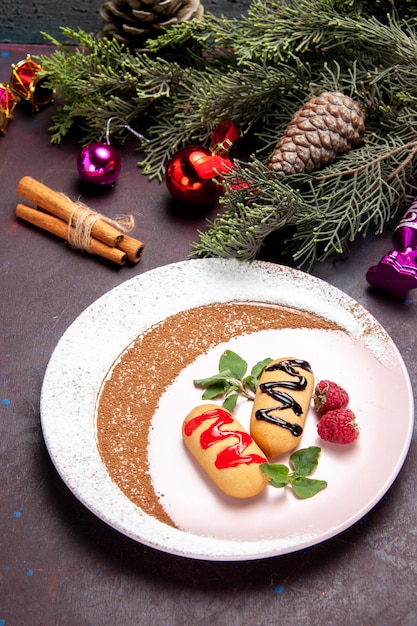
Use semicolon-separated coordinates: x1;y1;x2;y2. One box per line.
194;371;232;388
260;463;290;488
219;350;247;379
291;476;328;499
251;358;273;380
262;448;326;499
195;351;272;404
290;446;322;476
242;375;257;394
222;393;239;413
201;383;230;400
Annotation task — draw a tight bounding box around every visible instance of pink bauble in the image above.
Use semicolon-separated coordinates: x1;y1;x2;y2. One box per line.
77;142;122;185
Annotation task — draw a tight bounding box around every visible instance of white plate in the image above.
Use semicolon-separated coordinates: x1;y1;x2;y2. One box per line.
41;259;414;561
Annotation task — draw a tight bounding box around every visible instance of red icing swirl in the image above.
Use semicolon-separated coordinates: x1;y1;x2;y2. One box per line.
184;407;266;469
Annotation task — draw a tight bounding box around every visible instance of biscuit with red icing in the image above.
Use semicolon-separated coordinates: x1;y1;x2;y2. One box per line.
182;403;269;498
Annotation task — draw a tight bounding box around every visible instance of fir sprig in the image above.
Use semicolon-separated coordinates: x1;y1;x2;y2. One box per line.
38;0;417;267
39;28;185;144
192;136;415;268
192;158;302;261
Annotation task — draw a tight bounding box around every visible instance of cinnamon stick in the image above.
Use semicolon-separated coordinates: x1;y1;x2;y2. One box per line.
16;203;127;266
16;176;123;248
117;234;144;263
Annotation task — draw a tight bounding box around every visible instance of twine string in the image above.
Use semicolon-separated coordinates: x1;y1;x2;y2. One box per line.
67;201;135;251
105;116;147;145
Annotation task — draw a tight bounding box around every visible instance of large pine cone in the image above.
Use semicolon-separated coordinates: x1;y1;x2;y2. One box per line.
268;92;365;175
98;0;204;47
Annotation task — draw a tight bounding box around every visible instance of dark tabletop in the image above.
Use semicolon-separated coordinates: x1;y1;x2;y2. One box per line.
1;44;416;626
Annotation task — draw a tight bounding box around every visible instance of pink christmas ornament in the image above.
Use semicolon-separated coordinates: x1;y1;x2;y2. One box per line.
77;142;122;186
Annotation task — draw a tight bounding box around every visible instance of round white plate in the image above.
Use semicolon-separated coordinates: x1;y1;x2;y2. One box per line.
41;259;414;561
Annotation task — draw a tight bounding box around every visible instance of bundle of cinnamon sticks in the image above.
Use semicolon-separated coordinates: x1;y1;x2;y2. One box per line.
15;176;144;265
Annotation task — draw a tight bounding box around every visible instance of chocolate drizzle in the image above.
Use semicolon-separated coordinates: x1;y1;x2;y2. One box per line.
255;359;312;437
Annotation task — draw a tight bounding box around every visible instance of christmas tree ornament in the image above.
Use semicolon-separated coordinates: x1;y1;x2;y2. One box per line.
392;203;417;251
98;0;204;48
77;142;122;186
76;117;146;185
165;145;224;204
10;55;53;111
210;120;239;155
0;82;19;134
366;199;417;300
268;92;365;175
165;121;238;204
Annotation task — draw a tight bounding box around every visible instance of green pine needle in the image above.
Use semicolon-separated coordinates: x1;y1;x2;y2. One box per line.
37;0;417;267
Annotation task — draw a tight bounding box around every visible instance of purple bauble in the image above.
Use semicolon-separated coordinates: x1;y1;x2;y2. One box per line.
77;142;121;185
392;201;417;251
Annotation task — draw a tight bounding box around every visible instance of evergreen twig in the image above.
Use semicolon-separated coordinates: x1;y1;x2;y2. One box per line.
38;1;417;267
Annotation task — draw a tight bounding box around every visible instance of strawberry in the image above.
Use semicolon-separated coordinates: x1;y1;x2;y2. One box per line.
317;408;359;444
313;379;349;417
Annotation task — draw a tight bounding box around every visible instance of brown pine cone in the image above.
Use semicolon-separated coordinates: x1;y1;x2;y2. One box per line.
268;91;365;175
98;0;204;47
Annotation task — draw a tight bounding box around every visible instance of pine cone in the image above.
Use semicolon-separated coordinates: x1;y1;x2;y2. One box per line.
268;92;365;175
98;0;204;47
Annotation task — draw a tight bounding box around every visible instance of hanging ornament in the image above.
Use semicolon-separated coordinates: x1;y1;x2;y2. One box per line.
165;145;225;205
77;117;146;186
366;199;417;300
10;55;53;111
165;121;239;204
268;92;365;175
77;141;122;186
0;82;19;134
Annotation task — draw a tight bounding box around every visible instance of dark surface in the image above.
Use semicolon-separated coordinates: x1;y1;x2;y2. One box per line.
1;44;416;626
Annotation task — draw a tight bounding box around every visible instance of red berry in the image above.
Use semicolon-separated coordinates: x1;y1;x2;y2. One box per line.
314;379;349;417
317;408;359;444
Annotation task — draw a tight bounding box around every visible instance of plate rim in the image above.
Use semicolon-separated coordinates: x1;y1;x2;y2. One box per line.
40;258;414;561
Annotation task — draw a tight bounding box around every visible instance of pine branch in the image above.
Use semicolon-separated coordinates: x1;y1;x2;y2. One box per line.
39;28;185;144
140;59;316;179
191;136;417;268
191;159;302;261
37;2;417;268
148;0;417;65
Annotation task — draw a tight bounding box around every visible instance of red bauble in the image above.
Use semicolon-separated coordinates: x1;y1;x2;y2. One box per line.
165;145;224;205
77;142;122;186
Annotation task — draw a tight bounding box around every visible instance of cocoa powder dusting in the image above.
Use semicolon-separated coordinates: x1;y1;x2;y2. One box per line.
96;302;341;528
